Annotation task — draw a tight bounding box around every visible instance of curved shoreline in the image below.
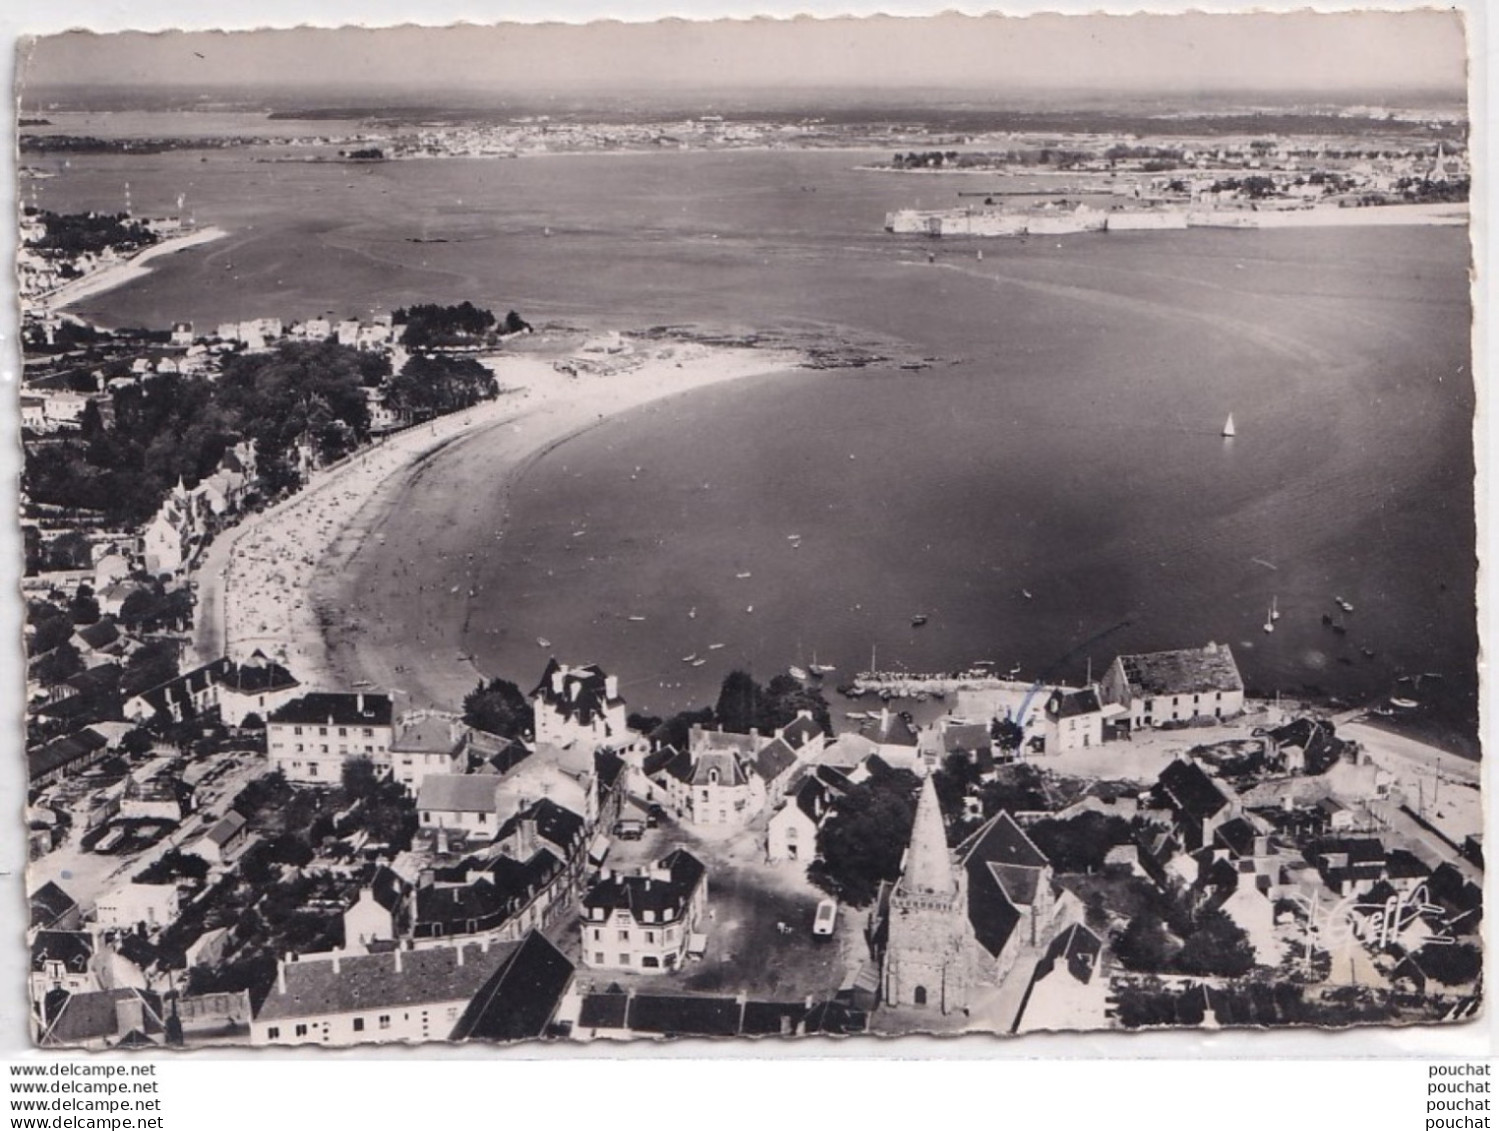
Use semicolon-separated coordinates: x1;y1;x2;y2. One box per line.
35;225;229;314
198;330;807;710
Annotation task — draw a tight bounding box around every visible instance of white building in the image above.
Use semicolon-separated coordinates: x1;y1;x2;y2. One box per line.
1099;642;1245;731
531;660;628;751
94;883;180;932
579;849;707;975
265;692;394;784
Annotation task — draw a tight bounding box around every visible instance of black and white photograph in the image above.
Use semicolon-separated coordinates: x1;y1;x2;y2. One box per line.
13;8;1482;1049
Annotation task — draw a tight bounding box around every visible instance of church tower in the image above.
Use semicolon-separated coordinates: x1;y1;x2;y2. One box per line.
883;774;969;1013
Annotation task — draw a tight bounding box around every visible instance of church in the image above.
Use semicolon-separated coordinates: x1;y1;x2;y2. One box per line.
882;775;1066;1014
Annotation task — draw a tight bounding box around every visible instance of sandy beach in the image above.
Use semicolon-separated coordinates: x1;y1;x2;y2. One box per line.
195;329;806;711
36;225;229;314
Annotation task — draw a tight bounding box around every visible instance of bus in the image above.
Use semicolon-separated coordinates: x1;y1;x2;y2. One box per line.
813;899;838;938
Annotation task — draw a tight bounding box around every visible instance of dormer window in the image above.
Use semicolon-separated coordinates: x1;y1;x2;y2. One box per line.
708;769;719;785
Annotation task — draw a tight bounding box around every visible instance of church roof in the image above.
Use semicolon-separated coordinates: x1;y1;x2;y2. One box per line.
895;775;956;899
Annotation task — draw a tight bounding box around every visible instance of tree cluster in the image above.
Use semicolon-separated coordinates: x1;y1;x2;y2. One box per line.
809;760;922;907
714;670;833;736
25;340;382;524
394;301;496;349
25;210;159;258
385;354;498;422
462;677;534;742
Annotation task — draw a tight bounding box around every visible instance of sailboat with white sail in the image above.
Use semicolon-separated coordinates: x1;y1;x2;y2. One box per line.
1222;413;1237;438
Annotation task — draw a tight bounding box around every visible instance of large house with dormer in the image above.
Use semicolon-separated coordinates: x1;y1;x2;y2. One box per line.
531;660;629;750
580;849;707;975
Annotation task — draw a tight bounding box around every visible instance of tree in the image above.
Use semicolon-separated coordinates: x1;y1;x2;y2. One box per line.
341;755;382;804
1176;909;1256;977
1026;812;1133;874
33;641;84;688
1114;909;1177;973
1417;941;1482;986
68;586;100;626
462;678;533;741
810;762;921;907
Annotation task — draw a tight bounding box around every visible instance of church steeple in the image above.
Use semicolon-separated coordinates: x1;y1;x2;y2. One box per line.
898;773;956;899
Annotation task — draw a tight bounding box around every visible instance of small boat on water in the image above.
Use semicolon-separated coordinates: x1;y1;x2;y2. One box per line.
682;654;698;664
1335;596;1354;613
1263;602;1275;633
736;571;752;579
691;658;707;667
536;637;551;648
628;615;646;622
708;643;725;650
746;605;754;614
1390;697;1420;710
811;663;837;674
1222;413;1237;438
1362;647;1377;659
789;665;810;681
1271;595;1280;622
1021;589;1033;600
911;614;929;627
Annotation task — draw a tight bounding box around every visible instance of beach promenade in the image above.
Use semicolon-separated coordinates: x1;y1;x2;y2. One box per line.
194;331;805;712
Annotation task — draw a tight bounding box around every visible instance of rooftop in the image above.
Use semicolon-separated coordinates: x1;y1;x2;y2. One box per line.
1117;643;1243;697
257;942;515;1023
268;691;393;729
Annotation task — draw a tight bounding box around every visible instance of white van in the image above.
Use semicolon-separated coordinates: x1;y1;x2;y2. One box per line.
813;899;838;938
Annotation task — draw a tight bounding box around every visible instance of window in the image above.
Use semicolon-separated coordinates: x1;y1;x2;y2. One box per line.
913;986;928;1007
339;727;348;737
378;1016;391;1030
423;812;431;822
642;956;660;968
294;1024;308;1037
618;929;630;942
646;930;656;943
294;727;303;736
309;763;319;776
353;1018;364;1032
364;727;374;737
594;953;605;965
319;727;328;737
320;744;329;754
592;929;601;941
478;812;487;824
665;928;675;942
295;744;304;754
267;1027;280;1040
619;954;631;965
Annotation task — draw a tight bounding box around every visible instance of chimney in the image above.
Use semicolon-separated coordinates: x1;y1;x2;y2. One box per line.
456;945;465;967
331;952;340;974
552;670;566;696
605;675;619;700
394;947;403;974
357;692;365;713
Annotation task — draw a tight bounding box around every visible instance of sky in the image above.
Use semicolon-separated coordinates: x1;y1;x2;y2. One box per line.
17;9;1469;97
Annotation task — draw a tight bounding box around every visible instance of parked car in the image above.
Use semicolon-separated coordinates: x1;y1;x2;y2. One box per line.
646;804;665;829
614;818;645;841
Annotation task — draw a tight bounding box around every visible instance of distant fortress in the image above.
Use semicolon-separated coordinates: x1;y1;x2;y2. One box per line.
884;201;1467;238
